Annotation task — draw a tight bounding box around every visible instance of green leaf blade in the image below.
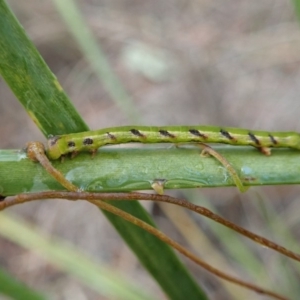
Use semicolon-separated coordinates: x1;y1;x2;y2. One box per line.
0;1;207;298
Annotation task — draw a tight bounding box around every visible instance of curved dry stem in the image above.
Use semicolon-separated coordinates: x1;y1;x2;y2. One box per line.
0;192;286;300
26;142;80;192
1;191;300;263
199;143;248;192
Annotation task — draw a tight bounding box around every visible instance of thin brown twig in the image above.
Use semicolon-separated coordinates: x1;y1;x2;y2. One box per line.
0;192;286;300
2;191;300;264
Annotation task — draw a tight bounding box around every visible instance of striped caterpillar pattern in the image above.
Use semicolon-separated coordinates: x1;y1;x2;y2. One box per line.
46;126;300;160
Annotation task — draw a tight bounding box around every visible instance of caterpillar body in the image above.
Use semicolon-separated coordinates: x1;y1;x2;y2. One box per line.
46;126;300;160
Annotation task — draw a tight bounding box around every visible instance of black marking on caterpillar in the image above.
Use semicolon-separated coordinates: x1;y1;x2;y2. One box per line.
106;132;116;140
248;132;260;146
0;195;5;201
159;130;176;138
83;138;93;145
68;141;76;148
130;128;145;137
49;135;61;146
269;134;277;145
189;129;207;138
220;129;234;140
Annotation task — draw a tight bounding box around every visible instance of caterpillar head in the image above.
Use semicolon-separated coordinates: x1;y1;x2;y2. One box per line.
47;135;63;160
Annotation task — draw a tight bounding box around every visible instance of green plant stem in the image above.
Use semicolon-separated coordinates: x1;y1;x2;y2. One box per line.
1;147;299;196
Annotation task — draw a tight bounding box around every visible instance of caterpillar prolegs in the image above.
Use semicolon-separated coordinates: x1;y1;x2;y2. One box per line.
47;125;300;160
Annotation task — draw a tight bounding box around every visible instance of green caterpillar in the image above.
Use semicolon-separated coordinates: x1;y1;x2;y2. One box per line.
47;126;300;160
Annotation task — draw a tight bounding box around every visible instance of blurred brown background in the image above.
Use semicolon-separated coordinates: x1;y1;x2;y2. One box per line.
1;0;300;299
